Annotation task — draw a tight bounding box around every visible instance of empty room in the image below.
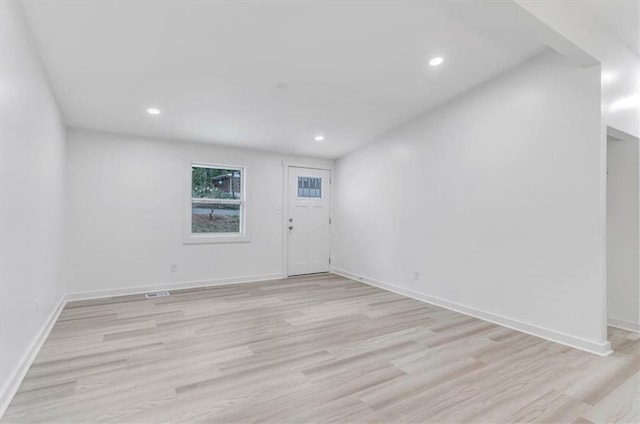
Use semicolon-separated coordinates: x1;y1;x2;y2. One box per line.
1;0;639;423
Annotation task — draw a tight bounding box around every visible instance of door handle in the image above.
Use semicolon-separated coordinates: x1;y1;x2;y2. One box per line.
288;226;294;230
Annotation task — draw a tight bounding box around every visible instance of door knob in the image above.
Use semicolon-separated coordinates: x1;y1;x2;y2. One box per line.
288;226;294;230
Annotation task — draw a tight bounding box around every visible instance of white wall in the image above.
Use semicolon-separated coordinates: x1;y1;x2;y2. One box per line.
64;129;332;296
607;136;640;331
0;0;67;410
515;0;639;139
333;52;609;353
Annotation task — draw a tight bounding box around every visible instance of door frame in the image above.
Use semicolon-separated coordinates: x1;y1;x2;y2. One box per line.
281;161;333;277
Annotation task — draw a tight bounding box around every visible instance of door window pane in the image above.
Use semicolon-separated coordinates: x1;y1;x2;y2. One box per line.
298;177;322;198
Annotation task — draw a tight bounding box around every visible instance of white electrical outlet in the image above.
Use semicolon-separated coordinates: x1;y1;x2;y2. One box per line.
170;264;177;272
35;298;40;313
413;272;420;280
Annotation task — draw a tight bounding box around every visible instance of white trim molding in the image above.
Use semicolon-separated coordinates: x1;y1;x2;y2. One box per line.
184;161;249;245
65;273;284;302
608;317;640;333
331;268;613;357
0;295;66;418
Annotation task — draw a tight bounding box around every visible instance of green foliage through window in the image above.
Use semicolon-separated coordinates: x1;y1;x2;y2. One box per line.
191;165;243;234
192;167;241;199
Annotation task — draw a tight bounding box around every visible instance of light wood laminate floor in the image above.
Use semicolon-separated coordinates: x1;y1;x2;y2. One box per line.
3;274;639;423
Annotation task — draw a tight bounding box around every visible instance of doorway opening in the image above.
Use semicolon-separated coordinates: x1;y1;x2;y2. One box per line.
606;126;640;350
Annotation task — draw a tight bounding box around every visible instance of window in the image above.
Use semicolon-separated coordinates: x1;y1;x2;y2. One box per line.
298;176;322;198
189;163;245;241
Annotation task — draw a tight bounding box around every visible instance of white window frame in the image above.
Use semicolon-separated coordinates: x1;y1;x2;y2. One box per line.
184;161;248;244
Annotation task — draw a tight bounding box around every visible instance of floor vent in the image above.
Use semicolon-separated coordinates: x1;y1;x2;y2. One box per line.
145;291;170;299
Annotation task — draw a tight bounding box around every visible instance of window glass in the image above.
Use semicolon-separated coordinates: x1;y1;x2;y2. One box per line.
191;165;243;234
298;177;322;198
191;203;240;233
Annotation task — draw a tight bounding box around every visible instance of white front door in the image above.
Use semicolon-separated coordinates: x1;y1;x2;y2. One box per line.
287;167;331;276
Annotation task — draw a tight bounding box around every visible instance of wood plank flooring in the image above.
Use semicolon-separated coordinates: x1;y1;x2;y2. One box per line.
3;274;639;423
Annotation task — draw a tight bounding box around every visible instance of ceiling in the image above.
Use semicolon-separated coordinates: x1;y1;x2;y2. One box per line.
22;1;547;158
578;0;639;56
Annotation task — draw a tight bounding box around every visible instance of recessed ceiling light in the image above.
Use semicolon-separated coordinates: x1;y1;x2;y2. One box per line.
429;57;444;67
146;107;161;115
314;135;325;141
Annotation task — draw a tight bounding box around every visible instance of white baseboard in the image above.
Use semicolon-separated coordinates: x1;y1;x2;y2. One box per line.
608;317;640;333
65;273;285;302
332;268;612;357
0;295;67;418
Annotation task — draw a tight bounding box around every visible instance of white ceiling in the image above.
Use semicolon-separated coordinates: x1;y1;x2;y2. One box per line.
22;1;547;158
578;0;639;55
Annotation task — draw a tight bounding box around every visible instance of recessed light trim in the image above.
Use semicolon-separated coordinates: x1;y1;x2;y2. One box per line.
429;56;444;67
147;107;161;115
314;135;325;141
